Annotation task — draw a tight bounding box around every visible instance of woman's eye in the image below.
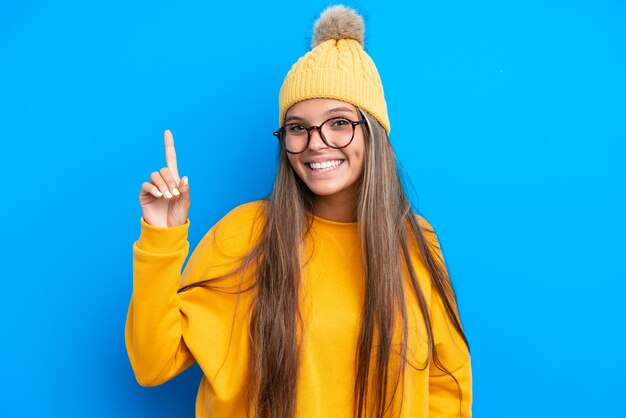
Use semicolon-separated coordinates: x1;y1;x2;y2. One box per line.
332;119;349;127
287;124;306;133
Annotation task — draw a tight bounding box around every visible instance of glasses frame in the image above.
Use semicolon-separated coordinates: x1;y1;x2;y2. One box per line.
273;117;366;154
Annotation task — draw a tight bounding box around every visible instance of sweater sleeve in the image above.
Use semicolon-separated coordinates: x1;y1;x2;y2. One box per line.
417;216;473;417
125;201;266;388
125;217;196;387
428;288;473;417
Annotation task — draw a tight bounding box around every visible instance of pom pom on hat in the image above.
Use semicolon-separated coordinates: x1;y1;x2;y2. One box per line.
312;5;365;48
279;4;391;134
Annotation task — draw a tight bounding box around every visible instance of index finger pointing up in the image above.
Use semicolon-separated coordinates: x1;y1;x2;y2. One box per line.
164;129;181;183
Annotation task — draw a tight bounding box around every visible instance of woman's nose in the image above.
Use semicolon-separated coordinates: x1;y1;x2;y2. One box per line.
308;127;328;151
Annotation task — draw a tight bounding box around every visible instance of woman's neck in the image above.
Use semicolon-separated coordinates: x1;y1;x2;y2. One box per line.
312;192;358;223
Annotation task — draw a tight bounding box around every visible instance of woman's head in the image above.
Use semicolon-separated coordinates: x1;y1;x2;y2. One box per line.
275;5;393;215
274;96;397;221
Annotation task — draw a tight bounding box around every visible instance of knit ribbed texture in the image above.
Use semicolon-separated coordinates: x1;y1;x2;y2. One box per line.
279;38;391;134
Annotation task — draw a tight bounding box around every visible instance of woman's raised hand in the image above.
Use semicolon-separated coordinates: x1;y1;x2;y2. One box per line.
139;130;190;228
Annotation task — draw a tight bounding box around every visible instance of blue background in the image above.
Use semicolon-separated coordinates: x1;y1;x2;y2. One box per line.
1;0;625;416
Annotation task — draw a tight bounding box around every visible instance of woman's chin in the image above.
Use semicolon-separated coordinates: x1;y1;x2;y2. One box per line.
304;181;359;200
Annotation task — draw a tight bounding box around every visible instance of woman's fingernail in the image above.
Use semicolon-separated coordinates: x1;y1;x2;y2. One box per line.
165;190;173;198
155;190;163;197
183;177;188;186
172;188;180;196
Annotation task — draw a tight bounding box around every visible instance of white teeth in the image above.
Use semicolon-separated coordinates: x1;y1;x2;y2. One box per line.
309;160;343;170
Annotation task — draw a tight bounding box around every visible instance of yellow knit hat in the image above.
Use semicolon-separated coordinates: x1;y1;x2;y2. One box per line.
278;5;391;134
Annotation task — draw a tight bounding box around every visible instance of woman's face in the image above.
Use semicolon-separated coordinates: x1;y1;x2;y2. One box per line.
284;98;366;202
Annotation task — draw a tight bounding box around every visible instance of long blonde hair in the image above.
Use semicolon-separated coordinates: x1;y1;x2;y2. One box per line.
179;108;468;418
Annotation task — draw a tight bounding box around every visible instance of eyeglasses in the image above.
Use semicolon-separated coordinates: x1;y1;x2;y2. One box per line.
273;117;366;154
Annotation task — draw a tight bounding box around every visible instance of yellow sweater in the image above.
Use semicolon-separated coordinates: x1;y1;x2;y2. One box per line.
125;200;471;417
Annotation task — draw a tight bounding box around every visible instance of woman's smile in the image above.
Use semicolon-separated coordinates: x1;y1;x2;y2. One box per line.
306;159;345;174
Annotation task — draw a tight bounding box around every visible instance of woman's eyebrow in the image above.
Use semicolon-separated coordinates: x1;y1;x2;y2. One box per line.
285;115;307;123
285;106;357;123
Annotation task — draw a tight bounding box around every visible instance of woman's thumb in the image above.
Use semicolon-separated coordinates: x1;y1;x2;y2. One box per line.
178;176;191;208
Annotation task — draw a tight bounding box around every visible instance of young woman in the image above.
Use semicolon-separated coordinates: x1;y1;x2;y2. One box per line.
126;5;472;418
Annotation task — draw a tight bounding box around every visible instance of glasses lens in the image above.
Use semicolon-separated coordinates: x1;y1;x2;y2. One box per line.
320;118;354;148
282;124;308;153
